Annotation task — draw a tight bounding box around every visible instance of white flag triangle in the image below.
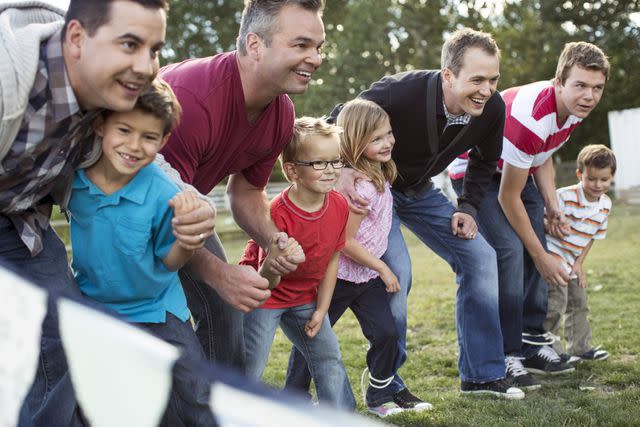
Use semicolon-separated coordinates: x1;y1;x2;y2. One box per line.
0;267;48;427
58;299;180;427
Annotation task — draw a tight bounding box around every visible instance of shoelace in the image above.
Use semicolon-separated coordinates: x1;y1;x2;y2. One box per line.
505;356;529;377
538;345;561;362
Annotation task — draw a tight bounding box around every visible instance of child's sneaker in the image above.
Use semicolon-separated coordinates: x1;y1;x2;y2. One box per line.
522;332;557;346
523;345;575;375
578;346;609;361
460;378;525;400
559;353;582;364
367;402;404;418
392;388;433;411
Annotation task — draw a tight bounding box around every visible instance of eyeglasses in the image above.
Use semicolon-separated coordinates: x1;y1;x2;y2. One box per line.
292;159;345;170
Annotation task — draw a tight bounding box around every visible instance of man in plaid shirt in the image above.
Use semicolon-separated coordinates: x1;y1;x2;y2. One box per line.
0;1;207;425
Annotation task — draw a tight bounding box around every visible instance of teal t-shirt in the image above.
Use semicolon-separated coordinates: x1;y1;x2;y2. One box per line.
69;163;190;323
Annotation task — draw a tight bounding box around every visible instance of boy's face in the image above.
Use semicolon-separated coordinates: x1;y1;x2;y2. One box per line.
555;65;606;120
442;47;500;117
287;134;341;195
66;0;166;111
577;165;614;202
95;110;168;183
255;4;324;95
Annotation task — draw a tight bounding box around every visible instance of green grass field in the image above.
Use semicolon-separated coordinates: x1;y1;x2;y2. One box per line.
53;203;640;425
219;203;640;427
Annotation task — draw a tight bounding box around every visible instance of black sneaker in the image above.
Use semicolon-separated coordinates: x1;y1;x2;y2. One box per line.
559;353;582;364
523;346;575;375
460;378;525;400
522;332;556;346
505;356;541;390
578;346;609;361
392;388;433;411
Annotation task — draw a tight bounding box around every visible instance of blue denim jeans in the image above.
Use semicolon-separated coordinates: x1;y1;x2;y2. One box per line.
284;277;400;407
138;313;217;427
244;302;355;410
178;232;246;371
385;186;505;382
452;177;548;358
0;215;84;427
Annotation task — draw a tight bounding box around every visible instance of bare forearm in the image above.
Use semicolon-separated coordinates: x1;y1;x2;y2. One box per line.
258;264;281;289
574;240;594;266
533;159;559;210
499;193;547;259
343;239;386;274
316;253;339;313
228;179;278;249
163;243;195;271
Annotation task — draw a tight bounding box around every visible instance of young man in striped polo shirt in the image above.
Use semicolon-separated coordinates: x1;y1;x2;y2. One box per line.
450;42;610;389
544;144;615;362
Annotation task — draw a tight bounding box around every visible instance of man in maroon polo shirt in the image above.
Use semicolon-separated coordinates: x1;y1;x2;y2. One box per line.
158;0;326;371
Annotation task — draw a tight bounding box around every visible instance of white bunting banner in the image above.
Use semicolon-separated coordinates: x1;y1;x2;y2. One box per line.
0;267;48;427
58;299;180;427
210;382;385;427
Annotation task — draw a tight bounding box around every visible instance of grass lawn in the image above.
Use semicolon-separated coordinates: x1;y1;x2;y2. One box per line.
220;203;640;427
53;203;640;425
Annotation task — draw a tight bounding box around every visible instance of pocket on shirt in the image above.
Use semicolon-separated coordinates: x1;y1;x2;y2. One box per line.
114;216;151;256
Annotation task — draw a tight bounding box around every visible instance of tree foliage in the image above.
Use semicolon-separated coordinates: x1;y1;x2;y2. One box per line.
162;0;640;158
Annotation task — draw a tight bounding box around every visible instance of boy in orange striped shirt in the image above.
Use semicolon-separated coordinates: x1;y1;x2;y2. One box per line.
544;144;616;361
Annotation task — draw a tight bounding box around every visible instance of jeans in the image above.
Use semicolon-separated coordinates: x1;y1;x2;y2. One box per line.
452;177;548;358
284;277;400;407
386;186;505;382
0;215;84;427
138;313;217;427
244;302;355;410
178;231;246;371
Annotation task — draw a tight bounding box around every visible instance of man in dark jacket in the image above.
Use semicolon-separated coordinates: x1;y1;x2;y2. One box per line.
332;28;520;403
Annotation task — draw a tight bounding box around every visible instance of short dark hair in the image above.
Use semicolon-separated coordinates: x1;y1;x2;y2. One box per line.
577;144;617;174
555;42;610;85
103;78;181;136
237;0;324;55
62;0;169;39
441;28;500;75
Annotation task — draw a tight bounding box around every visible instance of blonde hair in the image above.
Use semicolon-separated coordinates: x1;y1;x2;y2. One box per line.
555;42;610;85
577;144;616;174
280;116;341;182
337;99;397;192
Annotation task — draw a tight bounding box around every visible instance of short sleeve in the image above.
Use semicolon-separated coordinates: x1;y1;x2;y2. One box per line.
238;240;264;270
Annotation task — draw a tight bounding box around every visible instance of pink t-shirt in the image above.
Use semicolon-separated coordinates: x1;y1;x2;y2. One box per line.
338;180;393;284
159;52;295;193
239;189;348;309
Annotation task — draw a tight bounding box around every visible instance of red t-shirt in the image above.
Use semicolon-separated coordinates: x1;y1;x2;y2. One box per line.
159;52;295;193
239;188;349;308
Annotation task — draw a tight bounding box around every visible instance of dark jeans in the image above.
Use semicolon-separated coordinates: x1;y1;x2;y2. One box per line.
178;232;245;371
0;215;85;427
138;313;217;427
452;177;549;358
285;277;400;406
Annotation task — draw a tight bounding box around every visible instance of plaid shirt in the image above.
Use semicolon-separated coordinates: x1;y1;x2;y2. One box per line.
0;30;97;255
442;100;471;128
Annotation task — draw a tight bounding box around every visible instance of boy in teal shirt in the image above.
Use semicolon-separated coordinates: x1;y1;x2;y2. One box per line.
68;78;214;426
